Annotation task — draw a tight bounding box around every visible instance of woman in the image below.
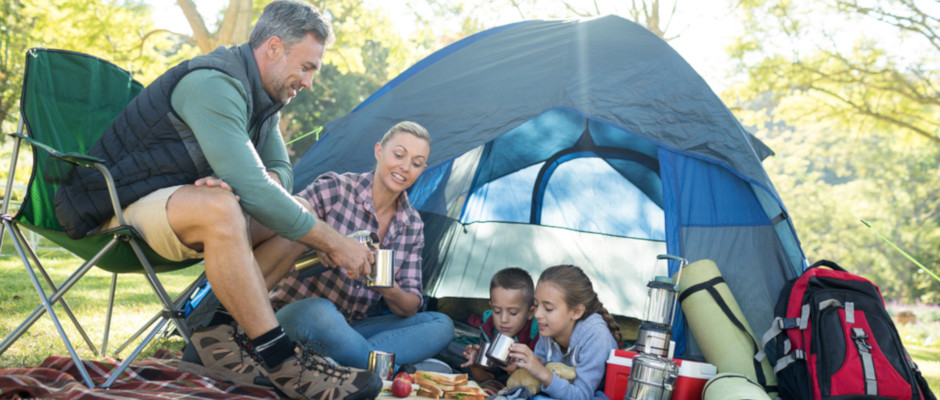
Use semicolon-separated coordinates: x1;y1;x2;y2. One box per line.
262;121;454;369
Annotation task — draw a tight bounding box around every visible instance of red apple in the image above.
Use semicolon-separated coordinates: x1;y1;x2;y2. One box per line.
394;371;413;384
391;376;412;398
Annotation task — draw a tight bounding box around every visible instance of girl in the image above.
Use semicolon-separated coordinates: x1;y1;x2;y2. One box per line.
508;265;622;400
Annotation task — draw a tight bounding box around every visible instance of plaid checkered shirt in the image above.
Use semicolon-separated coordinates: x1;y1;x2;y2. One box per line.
269;171;425;321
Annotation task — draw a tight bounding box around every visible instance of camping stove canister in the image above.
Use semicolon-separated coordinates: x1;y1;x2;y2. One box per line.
634;321;672;357
625;353;678;400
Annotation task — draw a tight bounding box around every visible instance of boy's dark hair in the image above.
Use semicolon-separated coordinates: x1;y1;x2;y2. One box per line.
490;267;535;306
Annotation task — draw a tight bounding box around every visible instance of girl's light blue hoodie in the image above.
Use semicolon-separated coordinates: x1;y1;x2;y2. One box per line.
533;312;619;400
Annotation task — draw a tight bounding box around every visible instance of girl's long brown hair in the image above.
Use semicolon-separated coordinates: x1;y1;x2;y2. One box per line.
538;264;622;347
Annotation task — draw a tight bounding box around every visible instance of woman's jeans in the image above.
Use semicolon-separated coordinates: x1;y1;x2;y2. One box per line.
276;297;455;369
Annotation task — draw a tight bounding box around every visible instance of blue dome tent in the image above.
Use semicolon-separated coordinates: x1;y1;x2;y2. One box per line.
292;15;806;358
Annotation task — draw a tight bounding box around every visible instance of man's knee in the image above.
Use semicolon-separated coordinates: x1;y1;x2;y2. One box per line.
168;185;247;236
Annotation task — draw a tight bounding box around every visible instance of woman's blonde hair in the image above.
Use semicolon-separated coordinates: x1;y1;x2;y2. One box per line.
379;121;430;146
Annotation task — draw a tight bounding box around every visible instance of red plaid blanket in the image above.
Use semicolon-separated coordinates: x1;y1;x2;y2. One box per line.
0;350;277;399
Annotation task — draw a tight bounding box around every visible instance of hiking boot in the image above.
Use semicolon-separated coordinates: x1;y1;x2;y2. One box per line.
267;346;382;400
177;323;272;388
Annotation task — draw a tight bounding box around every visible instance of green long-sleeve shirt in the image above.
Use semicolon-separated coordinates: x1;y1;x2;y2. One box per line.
171;69;315;240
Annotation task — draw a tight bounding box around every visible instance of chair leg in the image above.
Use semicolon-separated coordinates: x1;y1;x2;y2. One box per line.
101;239;200;387
0;223;104;357
112;309;161;356
4;223;95;388
101;316;171;389
112;271;206;355
127;239;192;342
101;273;118;356
16;226;99;355
0;129;22;252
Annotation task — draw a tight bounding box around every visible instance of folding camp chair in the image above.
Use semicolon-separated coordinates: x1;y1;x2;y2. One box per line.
0;48;203;388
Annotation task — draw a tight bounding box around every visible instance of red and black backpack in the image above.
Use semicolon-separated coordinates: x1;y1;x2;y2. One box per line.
760;260;935;400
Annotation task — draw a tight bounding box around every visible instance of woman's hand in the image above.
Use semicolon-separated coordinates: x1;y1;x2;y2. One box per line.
460;344;481;368
508;343;552;387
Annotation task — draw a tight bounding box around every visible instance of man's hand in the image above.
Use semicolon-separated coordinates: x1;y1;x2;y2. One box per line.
322;234;374;280
195;176;239;200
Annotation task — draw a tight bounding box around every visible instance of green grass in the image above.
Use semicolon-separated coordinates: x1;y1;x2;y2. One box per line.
906;345;940;390
1;234;938;396
0;235;203;369
894;314;940;391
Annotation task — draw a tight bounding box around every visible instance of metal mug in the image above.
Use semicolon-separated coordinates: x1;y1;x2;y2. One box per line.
367;350;395;381
625;353;678;400
474;341;495;368
485;332;514;366
367;249;394;288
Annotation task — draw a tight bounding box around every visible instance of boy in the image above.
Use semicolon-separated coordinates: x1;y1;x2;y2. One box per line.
461;267;538;384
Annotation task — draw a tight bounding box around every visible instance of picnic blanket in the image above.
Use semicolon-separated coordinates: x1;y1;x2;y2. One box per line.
0;349;278;399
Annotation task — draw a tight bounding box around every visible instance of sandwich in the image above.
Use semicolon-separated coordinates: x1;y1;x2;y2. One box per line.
414;371;468;392
442;383;487;400
415;384;443;399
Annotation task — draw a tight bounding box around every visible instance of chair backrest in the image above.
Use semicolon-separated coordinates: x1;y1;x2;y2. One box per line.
14;48;197;273
16;48;143;230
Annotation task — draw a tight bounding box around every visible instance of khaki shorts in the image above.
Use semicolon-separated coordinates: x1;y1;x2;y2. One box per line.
101;185;203;262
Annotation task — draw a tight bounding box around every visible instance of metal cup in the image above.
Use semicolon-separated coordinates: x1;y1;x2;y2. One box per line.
367;249;394;288
474;341;495;368
485;333;514;366
367;350;395;381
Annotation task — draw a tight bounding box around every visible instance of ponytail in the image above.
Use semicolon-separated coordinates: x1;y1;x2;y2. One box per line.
596;303;623;348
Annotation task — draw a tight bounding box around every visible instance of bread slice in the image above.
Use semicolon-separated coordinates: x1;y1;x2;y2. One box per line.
443;380;487;399
415;384;443;399
414;371;469;391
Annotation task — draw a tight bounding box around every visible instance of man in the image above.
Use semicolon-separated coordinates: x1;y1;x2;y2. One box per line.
53;1;381;399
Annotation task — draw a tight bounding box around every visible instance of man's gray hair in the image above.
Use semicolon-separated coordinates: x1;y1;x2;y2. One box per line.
249;0;335;50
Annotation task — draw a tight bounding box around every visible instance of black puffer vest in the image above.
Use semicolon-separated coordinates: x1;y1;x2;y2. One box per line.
54;44;282;239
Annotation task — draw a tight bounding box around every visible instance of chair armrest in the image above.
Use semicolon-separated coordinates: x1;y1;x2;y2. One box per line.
11;133;105;169
10;133;128;226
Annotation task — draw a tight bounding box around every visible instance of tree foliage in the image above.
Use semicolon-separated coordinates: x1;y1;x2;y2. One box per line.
177;0;253;52
727;0;940;302
169;0;418;163
278;0;416;162
728;0;939;145
408;0;684;40
0;0;198;135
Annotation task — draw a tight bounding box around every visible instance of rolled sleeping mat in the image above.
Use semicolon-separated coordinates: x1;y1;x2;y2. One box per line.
673;259;777;397
703;372;772;400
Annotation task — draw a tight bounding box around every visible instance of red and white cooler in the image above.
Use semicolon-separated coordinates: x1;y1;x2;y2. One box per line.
604;349;717;400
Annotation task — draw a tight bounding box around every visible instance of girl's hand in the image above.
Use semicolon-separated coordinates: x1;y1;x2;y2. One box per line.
498;360;520;373
508;343;552;386
460;344;481;368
